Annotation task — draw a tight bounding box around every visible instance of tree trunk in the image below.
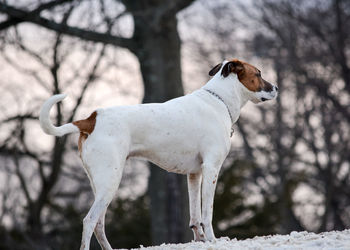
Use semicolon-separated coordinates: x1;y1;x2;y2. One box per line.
274;59;303;234
131;10;191;245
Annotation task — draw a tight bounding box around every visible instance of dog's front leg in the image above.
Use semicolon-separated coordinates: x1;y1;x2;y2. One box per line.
187;172;206;242
201;160;222;241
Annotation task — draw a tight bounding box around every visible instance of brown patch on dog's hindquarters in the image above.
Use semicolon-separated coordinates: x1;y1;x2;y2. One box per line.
73;111;97;134
73;111;97;153
77;132;88;154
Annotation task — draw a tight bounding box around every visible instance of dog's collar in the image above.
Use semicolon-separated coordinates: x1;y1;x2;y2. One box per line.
204;89;234;137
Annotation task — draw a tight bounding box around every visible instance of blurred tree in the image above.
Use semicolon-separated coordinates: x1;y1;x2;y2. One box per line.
213;159;278;239
0;0;196;246
0;9;110;249
2;0;349;248
181;0;350;237
106;195;151;248
243;0;350;233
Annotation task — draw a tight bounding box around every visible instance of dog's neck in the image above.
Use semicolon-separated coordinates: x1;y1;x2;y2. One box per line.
202;72;250;122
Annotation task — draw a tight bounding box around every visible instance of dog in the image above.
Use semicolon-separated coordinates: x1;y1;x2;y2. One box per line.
39;59;278;250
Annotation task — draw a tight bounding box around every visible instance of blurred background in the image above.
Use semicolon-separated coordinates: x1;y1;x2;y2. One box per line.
0;0;349;249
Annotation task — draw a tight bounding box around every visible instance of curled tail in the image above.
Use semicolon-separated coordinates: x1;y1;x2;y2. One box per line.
39;94;79;137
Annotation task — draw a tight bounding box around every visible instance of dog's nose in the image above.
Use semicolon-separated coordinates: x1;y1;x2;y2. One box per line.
275;86;279;91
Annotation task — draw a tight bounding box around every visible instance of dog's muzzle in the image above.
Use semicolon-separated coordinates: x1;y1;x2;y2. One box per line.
260;86;278;102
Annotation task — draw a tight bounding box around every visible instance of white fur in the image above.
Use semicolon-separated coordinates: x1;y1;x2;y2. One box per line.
39;61;278;250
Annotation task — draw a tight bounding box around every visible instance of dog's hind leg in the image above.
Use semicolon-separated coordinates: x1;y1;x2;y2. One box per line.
187;172;206;242
80;143;126;250
94;209;112;250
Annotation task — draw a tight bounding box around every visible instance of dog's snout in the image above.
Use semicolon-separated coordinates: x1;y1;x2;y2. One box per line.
275;86;279;91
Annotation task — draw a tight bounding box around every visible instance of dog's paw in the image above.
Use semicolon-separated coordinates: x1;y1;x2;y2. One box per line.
208;237;217;243
190;223;207;242
197;234;207;242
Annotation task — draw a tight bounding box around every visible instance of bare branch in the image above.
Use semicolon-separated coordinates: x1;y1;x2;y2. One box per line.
13;151;33;206
171;0;196;12
68;45;106;122
0;0;73;30
3;114;37;122
0;2;136;51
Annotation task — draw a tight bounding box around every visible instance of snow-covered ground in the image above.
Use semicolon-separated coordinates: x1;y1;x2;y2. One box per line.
134;230;350;250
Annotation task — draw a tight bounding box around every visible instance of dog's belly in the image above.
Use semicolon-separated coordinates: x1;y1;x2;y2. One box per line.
129;146;202;174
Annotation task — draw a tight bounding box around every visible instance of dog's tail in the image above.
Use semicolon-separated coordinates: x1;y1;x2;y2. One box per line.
39;94;80;137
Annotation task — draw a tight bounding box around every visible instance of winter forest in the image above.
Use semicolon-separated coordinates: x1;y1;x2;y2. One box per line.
0;0;349;249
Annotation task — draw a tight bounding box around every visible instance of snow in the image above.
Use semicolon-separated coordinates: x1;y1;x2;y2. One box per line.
134;230;350;250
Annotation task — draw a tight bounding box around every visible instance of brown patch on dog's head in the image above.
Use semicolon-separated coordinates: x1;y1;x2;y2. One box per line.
219;59;275;93
221;59;244;77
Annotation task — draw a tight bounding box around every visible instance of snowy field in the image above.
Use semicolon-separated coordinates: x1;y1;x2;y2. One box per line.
134;230;350;250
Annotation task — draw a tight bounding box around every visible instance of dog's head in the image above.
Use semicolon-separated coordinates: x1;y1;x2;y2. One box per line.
209;59;278;103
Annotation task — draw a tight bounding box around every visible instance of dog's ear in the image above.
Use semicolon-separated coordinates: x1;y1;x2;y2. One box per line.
221;60;244;77
209;63;223;76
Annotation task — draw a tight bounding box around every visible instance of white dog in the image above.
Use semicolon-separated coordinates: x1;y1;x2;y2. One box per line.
39;59;278;250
